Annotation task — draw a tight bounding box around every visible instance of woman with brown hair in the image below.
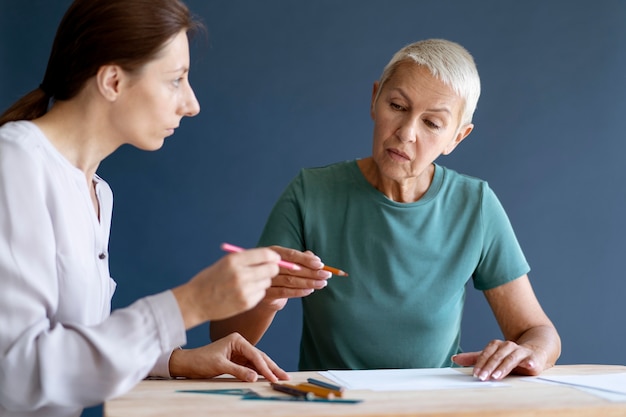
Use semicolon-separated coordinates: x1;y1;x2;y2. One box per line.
0;1;289;416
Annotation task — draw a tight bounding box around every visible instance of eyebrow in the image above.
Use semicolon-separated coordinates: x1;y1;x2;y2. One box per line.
425;107;452;115
166;66;189;74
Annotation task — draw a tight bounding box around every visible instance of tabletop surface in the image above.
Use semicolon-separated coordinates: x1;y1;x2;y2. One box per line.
104;364;626;417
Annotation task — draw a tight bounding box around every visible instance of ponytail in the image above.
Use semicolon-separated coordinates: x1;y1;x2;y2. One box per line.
0;87;50;127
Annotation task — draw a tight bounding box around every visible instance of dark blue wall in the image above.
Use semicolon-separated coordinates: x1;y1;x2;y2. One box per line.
2;1;626;415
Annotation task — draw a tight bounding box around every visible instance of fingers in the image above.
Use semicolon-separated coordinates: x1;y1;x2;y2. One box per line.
270;246;323;269
232;339;290;383
259;273;327;308
273;272;328;290
221;248;281;275
470;340;537;381
245;246;334;311
178;250;281;325
270;246;333;279
450;351;480;367
262;247;332;303
216;361;260;383
237;247;282;265
222;333;289;383
265;285;314;299
212;261;276;316
172;334;290;382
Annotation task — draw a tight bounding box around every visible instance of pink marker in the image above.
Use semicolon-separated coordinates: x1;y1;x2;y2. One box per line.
221;242;301;271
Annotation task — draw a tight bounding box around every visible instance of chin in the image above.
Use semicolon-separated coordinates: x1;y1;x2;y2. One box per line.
137;139;166;151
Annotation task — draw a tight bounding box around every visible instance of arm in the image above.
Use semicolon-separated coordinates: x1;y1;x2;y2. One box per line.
171;247;283;328
211;173;332;344
0;139;187;410
0;134;285;412
210;246;331;344
209;298;282;346
452;274;561;380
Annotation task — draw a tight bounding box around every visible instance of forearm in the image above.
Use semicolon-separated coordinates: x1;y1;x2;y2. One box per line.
210;303;279;345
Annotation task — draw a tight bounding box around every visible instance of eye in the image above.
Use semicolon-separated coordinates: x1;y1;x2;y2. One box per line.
424;119;441;130
390;102;405;111
172;77;184;88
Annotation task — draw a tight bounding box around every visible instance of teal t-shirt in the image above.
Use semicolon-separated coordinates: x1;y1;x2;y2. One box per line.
258;161;529;371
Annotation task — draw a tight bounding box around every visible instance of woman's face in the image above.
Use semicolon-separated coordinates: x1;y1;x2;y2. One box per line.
111;30;200;150
369;61;473;187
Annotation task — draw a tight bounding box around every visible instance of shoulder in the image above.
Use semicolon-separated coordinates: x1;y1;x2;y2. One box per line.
288;160;358;190
438;164;494;199
434;165;505;217
0;121;48;168
439;164;488;189
298;160;356;180
0;121;44;150
278;160;360;205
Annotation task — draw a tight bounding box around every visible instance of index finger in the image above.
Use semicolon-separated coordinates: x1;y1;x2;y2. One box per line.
269;246;331;271
475;341;528;380
239;344;290;383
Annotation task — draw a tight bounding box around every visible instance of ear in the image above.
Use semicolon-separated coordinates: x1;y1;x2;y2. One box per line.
370;81;380;120
95;65;124;101
442;123;474;155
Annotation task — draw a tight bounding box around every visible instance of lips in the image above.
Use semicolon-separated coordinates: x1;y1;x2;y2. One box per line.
387;148;410;161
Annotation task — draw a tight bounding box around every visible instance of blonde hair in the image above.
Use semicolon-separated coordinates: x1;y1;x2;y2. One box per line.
375;39;481;126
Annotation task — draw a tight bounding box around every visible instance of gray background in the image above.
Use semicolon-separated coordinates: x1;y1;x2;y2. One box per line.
2;1;625;415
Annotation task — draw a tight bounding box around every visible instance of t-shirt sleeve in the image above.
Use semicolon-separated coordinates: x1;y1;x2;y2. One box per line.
472;185;530;291
258;172;307;250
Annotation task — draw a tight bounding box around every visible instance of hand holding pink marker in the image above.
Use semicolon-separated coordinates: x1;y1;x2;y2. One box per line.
220;242;301;271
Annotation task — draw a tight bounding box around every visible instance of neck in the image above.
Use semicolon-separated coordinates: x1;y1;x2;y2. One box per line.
357;158;434;203
32;97;119;184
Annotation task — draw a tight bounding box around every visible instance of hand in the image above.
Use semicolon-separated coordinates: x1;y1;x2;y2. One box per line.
452;339;548;381
258;246;332;311
173;248;281;327
169;332;290;382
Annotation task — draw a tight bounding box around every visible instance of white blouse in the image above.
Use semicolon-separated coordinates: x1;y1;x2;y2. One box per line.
0;121;186;417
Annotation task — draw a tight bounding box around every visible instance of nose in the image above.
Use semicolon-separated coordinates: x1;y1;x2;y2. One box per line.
182;82;200;117
395;115;418;143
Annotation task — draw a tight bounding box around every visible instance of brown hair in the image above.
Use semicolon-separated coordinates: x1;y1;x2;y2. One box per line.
0;0;203;126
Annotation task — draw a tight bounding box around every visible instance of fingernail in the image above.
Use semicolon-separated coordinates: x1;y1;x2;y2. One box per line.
317;270;332;278
479;371;488;381
472;368;481;378
492;370;502;380
313;280;327;289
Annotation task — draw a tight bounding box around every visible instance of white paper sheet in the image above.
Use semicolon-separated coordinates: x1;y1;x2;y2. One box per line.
319;367;507;391
532;373;626;402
